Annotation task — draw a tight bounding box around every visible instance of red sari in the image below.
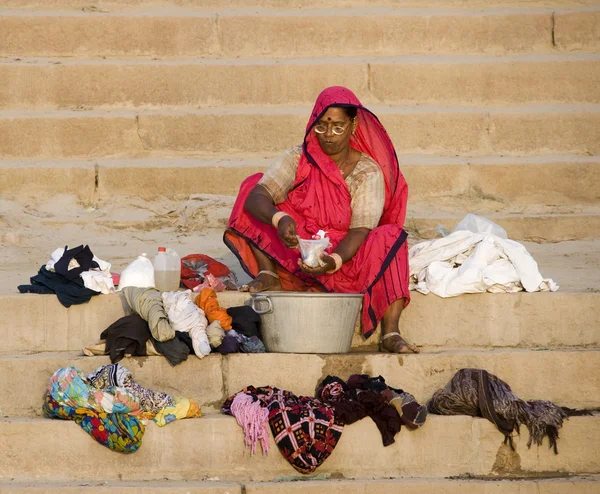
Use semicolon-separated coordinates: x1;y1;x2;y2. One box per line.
224;86;409;338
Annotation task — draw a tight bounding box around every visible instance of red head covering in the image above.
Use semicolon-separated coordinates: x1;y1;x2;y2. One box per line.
301;86;408;228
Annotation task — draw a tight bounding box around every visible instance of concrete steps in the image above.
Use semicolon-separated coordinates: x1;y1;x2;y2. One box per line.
1;0;598;489
0;415;598;481
1;478;600;494
0;415;600;482
1;349;598;417
1;54;599;109
2;291;598;355
1;105;599;159
1;8;598;58
4;0;600;9
8;479;600;494
3;155;599;203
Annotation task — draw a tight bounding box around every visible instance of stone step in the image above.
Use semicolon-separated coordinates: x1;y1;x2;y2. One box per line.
1;349;598;418
2;54;599;109
3;155;599;205
4;0;600;10
0;8;597;58
1;290;598;355
1;106;599;159
1;477;599;494
0;415;598;481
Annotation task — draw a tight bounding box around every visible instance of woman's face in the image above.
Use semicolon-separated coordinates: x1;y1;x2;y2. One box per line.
314;107;354;156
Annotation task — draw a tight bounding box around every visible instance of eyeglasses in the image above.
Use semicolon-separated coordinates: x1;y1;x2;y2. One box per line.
313;121;353;136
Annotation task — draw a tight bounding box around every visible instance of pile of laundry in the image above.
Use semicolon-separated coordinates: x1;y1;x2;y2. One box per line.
84;287;265;366
409;214;558;297
224;369;579;474
42;363;201;453
18;245;115;307
223;374;428;474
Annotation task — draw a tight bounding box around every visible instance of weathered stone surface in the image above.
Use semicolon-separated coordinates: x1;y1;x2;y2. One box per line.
0;416;597;481
0;12;555;58
0;15;218;58
370;58;600;105
217;13;554;57
5;156;597;204
409;213;600;242
0;162;96;202
0;482;241;494
2;109;598;159
555;11;600;52
245;477;600;494
0;113;143;159
3;0;600;8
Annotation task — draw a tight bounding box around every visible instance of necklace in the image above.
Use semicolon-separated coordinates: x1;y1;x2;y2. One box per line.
338;158;352;178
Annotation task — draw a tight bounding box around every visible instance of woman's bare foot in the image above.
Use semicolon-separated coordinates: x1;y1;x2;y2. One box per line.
380;332;420;354
247;271;282;293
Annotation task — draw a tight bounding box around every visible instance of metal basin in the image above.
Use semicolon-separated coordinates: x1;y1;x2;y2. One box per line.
251;292;363;354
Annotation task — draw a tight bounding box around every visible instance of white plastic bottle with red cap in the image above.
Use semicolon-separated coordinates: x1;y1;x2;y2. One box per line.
153;247;181;292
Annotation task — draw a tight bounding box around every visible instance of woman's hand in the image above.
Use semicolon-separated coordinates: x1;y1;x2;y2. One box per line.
278;216;299;249
297;253;336;276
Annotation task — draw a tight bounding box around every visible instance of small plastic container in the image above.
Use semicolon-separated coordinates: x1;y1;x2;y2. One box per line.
153;247;181;292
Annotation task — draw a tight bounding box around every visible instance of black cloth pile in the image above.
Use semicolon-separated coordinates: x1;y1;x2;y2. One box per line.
18;265;99;307
18;245;101;307
427;368;583;454
216;305;265;354
99;305;264;366
318;374;427;446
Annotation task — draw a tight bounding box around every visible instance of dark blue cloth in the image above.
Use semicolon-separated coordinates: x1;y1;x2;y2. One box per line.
18;266;99;308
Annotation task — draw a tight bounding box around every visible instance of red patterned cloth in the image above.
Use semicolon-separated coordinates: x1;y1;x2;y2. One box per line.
180;254;237;290
224;86;410;337
223;386;344;474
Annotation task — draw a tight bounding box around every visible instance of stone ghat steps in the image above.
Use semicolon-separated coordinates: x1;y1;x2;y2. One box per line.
2;54;600;109
3;155;599;204
1;477;599;494
1;106;599;159
0;8;597;58
1;416;598;481
2;349;599;418
4;0;600;10
2;292;598;355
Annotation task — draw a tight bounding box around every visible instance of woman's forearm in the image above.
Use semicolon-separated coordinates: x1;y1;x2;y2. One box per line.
333;228;370;262
244;185;280;225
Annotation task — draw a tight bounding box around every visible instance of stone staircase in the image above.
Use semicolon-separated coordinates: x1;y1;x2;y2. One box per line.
1;0;599;492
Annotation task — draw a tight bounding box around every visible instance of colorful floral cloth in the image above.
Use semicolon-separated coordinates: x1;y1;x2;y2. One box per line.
153;397;202;427
43;365;203;454
86;363;174;416
42;367;144;453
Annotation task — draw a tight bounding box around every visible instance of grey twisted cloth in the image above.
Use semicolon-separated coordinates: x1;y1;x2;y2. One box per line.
427;368;569;454
122;287;175;342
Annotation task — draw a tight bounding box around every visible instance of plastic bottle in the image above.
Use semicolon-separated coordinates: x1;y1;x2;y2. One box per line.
153;247;181;292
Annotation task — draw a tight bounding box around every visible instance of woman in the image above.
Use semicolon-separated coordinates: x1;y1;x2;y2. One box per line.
224;86;418;353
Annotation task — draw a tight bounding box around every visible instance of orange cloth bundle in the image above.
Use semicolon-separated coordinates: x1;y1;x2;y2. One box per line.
196;287;232;330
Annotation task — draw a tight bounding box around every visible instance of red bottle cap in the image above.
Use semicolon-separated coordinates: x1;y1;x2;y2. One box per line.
158;247;166;252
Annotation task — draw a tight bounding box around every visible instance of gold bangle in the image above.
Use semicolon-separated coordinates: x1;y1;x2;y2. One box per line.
326;253;343;274
271;211;290;229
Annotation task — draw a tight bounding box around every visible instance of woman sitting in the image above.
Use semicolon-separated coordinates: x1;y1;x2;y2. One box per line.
224;86;418;353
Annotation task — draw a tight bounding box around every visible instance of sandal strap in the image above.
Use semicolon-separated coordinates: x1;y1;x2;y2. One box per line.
381;331;402;341
257;270;279;280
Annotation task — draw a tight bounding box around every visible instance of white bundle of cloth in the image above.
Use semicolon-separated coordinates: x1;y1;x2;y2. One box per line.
409;215;558;298
161;290;211;358
46;247;114;294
